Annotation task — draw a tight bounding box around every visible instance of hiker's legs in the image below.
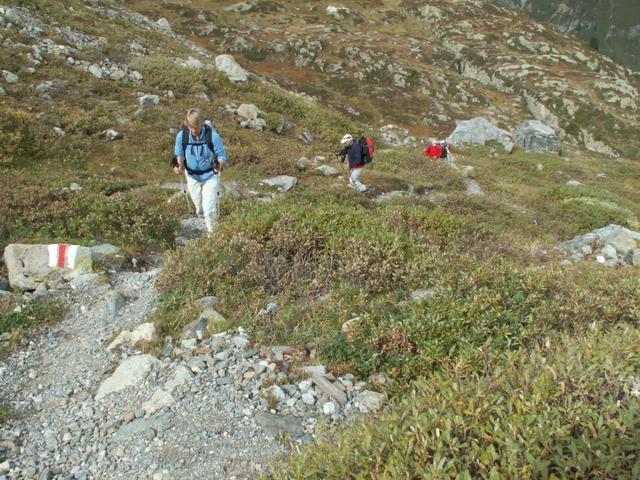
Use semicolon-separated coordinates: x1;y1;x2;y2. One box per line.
349;167;367;192
185;174;204;217
201;174;221;232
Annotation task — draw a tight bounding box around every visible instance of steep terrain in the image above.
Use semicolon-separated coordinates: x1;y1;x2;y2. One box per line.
133;0;640;159
495;0;640;72
1;1;640;479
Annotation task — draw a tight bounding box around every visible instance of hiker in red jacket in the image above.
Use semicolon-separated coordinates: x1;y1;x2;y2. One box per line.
424;140;452;160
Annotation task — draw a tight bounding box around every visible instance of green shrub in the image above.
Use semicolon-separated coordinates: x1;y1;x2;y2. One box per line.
0;298;67;353
156;193;497;341
132;56;230;95
1;182;181;253
282;326;640;479
0;402;11;423
0;109;52;166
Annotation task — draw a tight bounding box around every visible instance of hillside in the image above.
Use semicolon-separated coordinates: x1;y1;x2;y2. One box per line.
131;0;640;160
495;0;640;72
1;1;640;479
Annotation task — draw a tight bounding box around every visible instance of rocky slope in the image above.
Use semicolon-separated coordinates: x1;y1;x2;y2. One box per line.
495;0;640;72
134;0;640;159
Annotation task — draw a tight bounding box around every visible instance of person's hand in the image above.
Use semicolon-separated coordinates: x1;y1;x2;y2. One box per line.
173;165;184;174
213;160;224;174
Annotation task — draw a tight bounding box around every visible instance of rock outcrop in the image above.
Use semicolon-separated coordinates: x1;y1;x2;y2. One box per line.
4;243;92;290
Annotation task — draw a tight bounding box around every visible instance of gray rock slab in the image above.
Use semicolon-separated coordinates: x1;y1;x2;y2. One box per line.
311;374;347;405
446;117;514;152
215;54;249;82
96;354;158;401
255;413;304;437
110;412;173;443
513;120;560;154
605;230;637;255
260;175;297;192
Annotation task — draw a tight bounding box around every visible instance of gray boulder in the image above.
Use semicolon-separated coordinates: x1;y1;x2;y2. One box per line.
630;248;640;267
1;70;19;84
315;165;338;176
513;120;560;154
4;243;92;290
88;64;106;79
261;175;297;192
237;103;259;120
446;117;514;152
215;55;249;83
353;390;385;413
139;94;160;107
157;18;172;33
605;230;637;256
95;354;158;401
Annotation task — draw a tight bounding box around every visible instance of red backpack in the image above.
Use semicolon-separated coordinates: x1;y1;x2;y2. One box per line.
359;137;375;164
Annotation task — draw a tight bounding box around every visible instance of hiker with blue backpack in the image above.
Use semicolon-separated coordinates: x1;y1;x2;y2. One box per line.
173;108;228;233
335;134;374;193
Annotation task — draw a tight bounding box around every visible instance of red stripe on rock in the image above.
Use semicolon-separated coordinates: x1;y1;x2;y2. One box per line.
58;244;67;269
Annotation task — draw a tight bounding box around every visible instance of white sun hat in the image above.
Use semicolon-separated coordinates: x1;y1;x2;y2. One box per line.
340;134;353;144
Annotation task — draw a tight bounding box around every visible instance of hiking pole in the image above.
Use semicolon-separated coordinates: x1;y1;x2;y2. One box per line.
179;177;193;215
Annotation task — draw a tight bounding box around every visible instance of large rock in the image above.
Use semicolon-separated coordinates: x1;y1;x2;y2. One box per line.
630;248;640;267
139;94;160;107
1;70;19;84
513;120;560;154
96;355;158;401
142;389;175;415
261;175;297;192
156;18;172;33
237;103;259;120
215;55;249;83
4;243;92;290
108;322;162;351
353;390;385;413
605;230;637;256
446;117;514;152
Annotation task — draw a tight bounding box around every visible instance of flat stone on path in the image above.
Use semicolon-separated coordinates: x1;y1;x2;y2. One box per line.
110;412;174;443
255;413;304;437
96;354;158;401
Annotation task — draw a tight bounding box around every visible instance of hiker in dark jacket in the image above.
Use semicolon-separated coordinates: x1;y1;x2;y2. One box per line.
336;134;367;192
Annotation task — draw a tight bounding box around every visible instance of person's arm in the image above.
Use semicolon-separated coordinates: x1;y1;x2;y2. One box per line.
336;147;348;161
174;131;185;174
211;131;227;172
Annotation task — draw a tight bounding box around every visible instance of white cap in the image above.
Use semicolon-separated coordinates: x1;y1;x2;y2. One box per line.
340;134;353;144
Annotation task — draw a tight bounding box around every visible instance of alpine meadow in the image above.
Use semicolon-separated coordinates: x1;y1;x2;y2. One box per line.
0;1;639;479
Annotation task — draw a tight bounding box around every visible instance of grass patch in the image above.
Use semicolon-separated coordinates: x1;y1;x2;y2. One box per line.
0;178;182;254
0;297;67;354
0;402;11;423
281;325;640;479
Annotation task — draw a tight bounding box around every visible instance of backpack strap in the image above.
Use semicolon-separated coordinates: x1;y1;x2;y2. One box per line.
180;124;219;175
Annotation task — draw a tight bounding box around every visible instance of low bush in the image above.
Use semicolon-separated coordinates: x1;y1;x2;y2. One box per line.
0;297;67;353
0;109;54;166
282;326;640;479
1;181;181;253
132;56;230;96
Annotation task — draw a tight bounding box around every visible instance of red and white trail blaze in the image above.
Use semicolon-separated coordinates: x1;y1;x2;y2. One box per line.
47;244;79;269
